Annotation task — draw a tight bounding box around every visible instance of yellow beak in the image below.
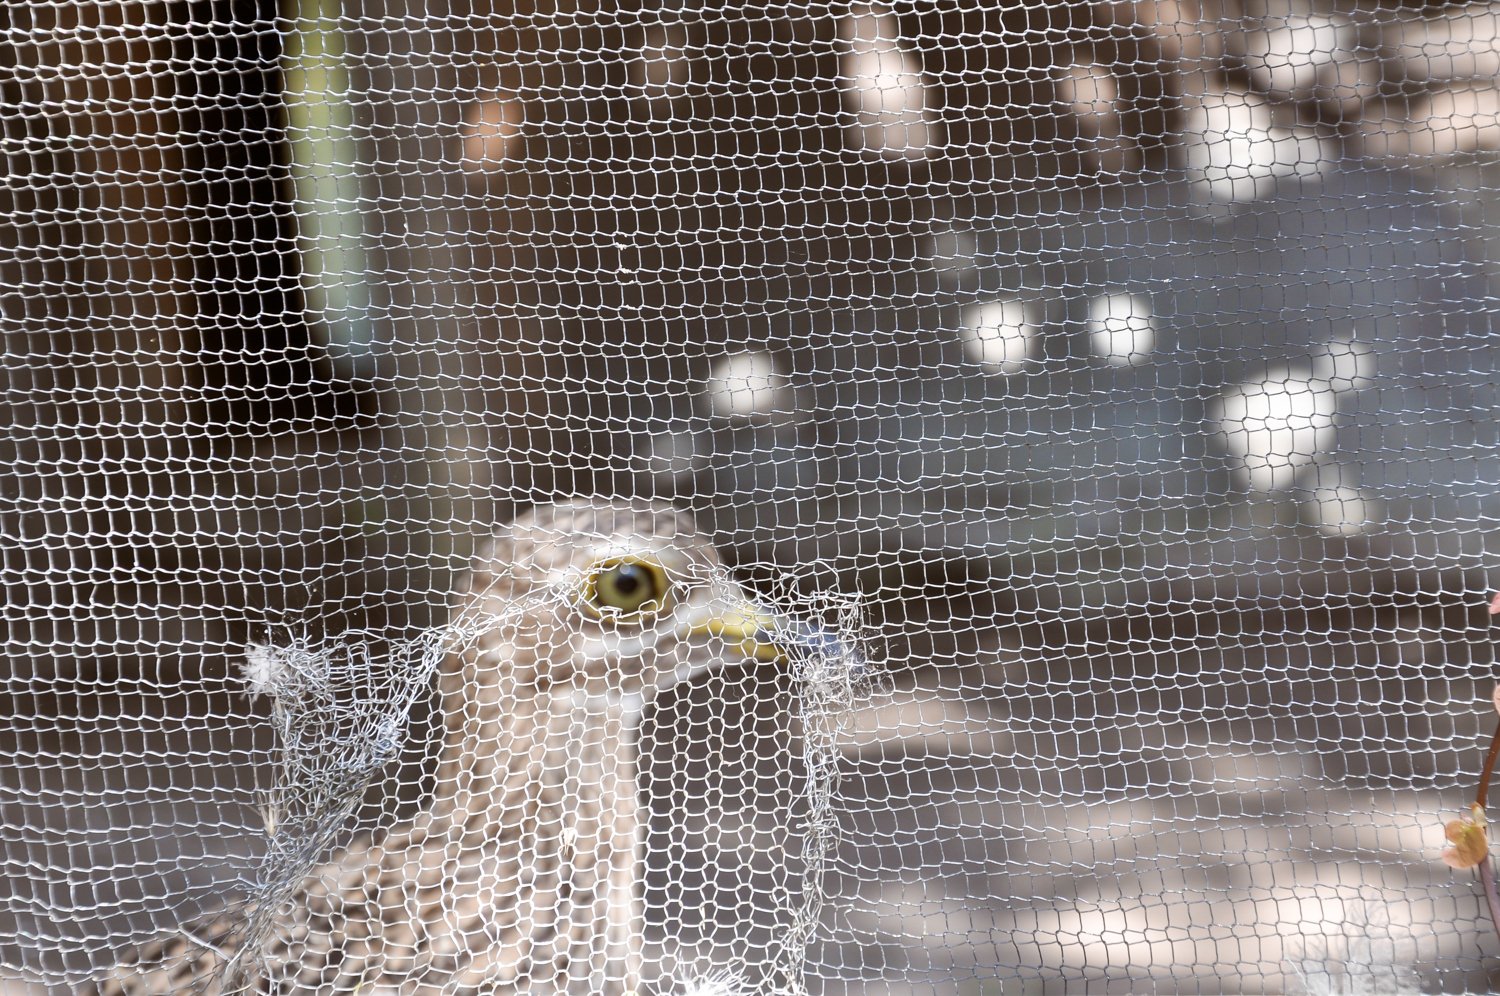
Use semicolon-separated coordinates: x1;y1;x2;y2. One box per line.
687;601;786;663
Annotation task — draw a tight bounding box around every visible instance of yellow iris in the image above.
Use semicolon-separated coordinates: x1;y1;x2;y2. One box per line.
585;558;670;618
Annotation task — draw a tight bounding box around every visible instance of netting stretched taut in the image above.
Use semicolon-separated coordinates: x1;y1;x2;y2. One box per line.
4;0;1500;992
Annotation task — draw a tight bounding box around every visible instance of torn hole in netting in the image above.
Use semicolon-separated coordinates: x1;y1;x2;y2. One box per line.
144;566;869;995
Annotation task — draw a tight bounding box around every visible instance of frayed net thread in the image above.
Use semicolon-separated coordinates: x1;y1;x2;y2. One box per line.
770;584;872;995
240;643;286;703
224;630;449;988
672;969;752;996
670;966;819;996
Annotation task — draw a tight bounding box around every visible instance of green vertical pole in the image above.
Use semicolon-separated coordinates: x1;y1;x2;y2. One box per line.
283;0;375;380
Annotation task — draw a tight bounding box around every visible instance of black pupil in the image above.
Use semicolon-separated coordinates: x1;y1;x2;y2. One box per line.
612;565;645;598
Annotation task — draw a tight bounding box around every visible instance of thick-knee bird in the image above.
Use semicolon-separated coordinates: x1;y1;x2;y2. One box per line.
96;500;818;995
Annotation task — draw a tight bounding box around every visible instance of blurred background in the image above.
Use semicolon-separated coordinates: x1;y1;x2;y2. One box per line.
4;0;1500;991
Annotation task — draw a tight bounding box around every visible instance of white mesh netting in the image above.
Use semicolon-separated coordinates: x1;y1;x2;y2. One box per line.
6;0;1500;992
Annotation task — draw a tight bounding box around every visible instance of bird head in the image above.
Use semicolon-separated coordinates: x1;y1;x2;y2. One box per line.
453;500;843;717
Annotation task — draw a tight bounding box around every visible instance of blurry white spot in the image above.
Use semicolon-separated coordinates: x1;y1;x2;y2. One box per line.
642;430;700;477
631;23;692;107
1216;370;1336;491
705;350;788;419
1055;64;1135;172
838;3;939;159
1312;336;1376;392
960;299;1037;375
1243;14;1358;98
459;95;524;171
1087;292;1155;366
1301;462;1381;536
1181;91;1326;203
1057;65;1120;123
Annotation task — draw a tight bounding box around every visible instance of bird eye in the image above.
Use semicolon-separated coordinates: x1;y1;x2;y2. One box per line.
585;558;670;619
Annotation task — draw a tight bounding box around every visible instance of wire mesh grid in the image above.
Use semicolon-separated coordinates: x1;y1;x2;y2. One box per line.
3;0;1500;992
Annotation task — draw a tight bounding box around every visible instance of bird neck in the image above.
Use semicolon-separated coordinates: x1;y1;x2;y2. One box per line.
280;686;649;994
381;682;647;992
429;677;646;828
